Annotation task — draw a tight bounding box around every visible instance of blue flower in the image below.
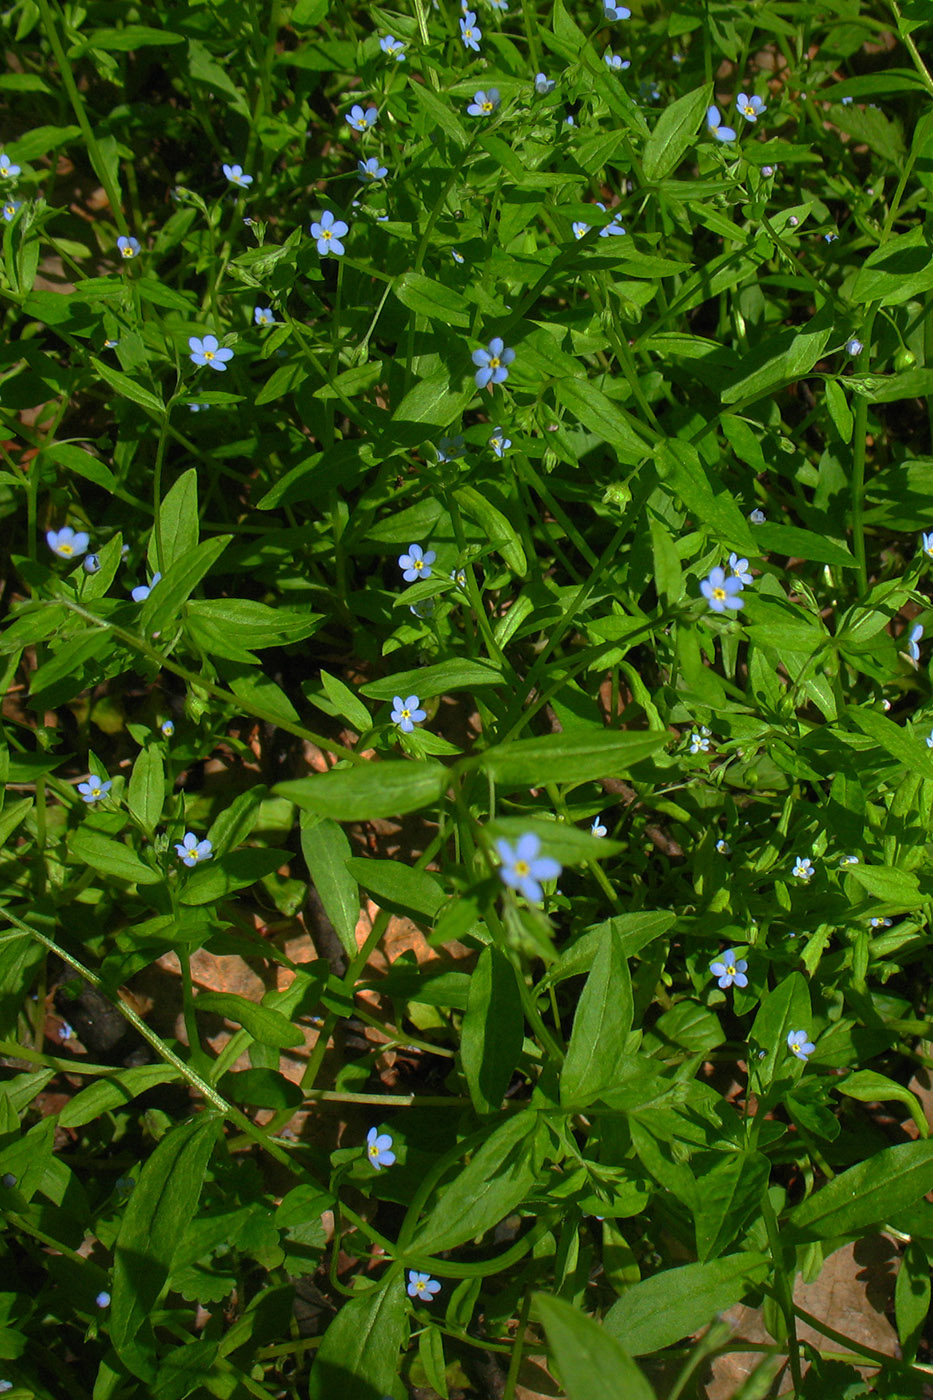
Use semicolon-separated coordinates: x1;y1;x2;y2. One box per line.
189;402;209;412
407;1270;441;1301
83;553;101;573
391;694;427;733
603;1;631;17
175;832;213;867
824;232;838;243
366;1126;395;1168
710;949;748;989
792;856;814;881
689;732;710;754
787;1029;815;1061
729;552;753;584
922;531;933;560
117;235;140;259
839;854;859;866
535;72;556;94
845;337;863;357
467;88;499;116
460;10;482;49
436;434;464;463
749;508;766;524
310;209;348;256
131;572;161;602
161;719;175;737
379;34;406;60
358;156;388;182
489;426;511;457
715;838;731;854
189;334;234;371
2;200;21;221
926;729;933;749
639;79;661;103
473;337;515;389
58;1021;74;1041
0;153;21;180
761;164;776;177
96;1291;111;1308
596;202;626;236
908;623;923;663
707;105;736;142
450;567;467;588
604;51;630;71
222;163;253;186
573;220;591;240
399;543;436;581
736;93;766;122
496;833;561;903
78;775;112;803
346;103;378;131
254;306;275;326
591;816;607;837
47;525;90;558
701;565;744;613
870;915;892;928
489;0;509;10
451;248;465;264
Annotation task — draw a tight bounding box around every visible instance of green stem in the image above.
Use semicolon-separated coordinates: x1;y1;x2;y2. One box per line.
850;308;878;596
761;1191;803;1396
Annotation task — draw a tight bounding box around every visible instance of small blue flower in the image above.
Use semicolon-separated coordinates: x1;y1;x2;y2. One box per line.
761;164;776;177
47;525;90;559
701;566;744;613
189;334;234;371
379;34;406;60
824;232;838;243
451;248;465;264
0;1381;10;1394
358;157;388;182
489;0;509;11
399;543;436;581
841;95;854;105
591;816;607;837
460;10;482;49
870;915;892;928
496;833;561;903
535;72;556;94
729;552;753;584
175;832;213;867
0;153;21;179
845;337;863;357
473;337;515;389
707;105;736;142
391;694;427;733
131;572;162;602
596;202;626;236
2;200;22;221
222;163;253;187
78;774;112;803
310;209;348;256
58;1021;74;1041
792;856;814;881
346;103;378;132
161;720;175;737
116;235;140;259
710;950;748;989
749;508;766;524
922;531;933;560
189;402;209;412
366;1126;395;1168
436;434;464;463
96;1291;111;1308
839;854;859;866
736;93;766;122
787;1029;815;1061
408;1270;442;1301
573;220;591;240
603;0;631;17
604;51;630;71
639;79;661;103
450;567;467;588
254;306;275;326
908;623;923;663
689;732;710;754
83;553;101;573
467;88;499;116
489;426;511;457
715;838;731;854
926;729;933;749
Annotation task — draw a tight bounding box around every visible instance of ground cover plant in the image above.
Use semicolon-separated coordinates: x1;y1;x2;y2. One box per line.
2;0;933;1396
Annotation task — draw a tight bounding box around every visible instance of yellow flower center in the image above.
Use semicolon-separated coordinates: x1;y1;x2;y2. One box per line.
514;859;530;877
713;586;726;601
322;229;332;240
60;543;73;555
489;356;500;368
400;708;411;720
481;101;493;112
204;350;214;360
414;559;424;571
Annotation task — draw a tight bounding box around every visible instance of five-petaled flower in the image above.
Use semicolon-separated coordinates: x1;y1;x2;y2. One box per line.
162;720;175;737
189;334;234;371
573;220;591;240
736;93;766;122
729;553;753;584
923;531;933;559
603;0;631;17
78;775;112;803
460;10;482;50
116;235;140;259
399;543;436;581
710;949;748;989
489;427;511;458
0;153;21;179
596;202;626;236
591;816;607;837
346;103;378;131
2;200;21;222
254;306;275;326
366;1126;395;1168
787;1029;816;1061
380;34;406;60
467;88;500;116
358;157;388;182
131;572;161;602
310;210;349;257
222;163;253;186
408;1271;441;1301
535;73;556;94
689;732;710;754
604;51;630;71
496;833;561;903
792;856;814;881
47;526;90;559
870;915;892;928
701;565;744;613
908;623;923;663
473;337;515;389
392;694;427;733
175;832;213;867
845;337;863;357
707;105;736;142
716;838;731;854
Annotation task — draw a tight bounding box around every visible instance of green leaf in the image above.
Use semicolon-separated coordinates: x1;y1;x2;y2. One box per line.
361;658;504;702
408;1114;538;1255
460;947;524;1114
390;370;474;430
344;858;444;921
185;600;321;660
320;668;372;731
895;1240;930;1361
480;730;666;788
218;1068;303;1111
656;439;757;552
749;970;811;1087
69;827;163;885
58;1066;182;1128
308;1272;409;1400
90;356;164;415
394;273;471;328
752;521;856;567
70;24;185;53
275;761;448;822
604;1254;770;1355
721;302;835;405
535;1294;656;1400
178;848;287;906
787;1140;933;1242
300;815;360;958
643;84;711;182
194;991;304;1049
455;485;527;577
111;1115;221;1380
690;1151;770;1260
851;227;933;307
554;377;650;466
846;863;920;907
837;1070;928;1138
560;927;632;1108
127;745;164;837
847;706;933;778
142;535;231;633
